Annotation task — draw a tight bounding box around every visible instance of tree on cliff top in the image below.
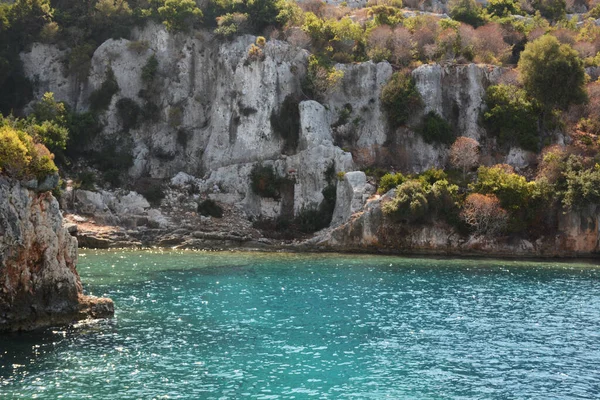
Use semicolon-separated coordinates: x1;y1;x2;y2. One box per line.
518;35;587;112
158;0;202;32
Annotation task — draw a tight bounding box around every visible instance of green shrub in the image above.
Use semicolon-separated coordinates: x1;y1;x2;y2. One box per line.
68;43;95;82
270;95;300;153
470;164;537;212
419;112;454;144
562;158;600;210
89;67;119;112
197;199;224;218
377;172;406;194
485;0;521;17
380;71;421;129
449;0;486;27
31;120;68;154
518;35;586;112
250;163;283;198
0;126;31;177
214;12;249;38
64;111;102;157
530;0;566;21
116;97;141;131
158;0;202;32
418;168;448;186
302;55;344;101
32;92;66;124
141;54;158;83
483;84;539;151
368;5;404;27
135;178;165;206
0;125;58;181
382;179;429;222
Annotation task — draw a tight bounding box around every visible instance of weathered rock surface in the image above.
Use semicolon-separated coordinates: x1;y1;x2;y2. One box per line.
316;191;600;257
331;171;375;227
0;178;113;332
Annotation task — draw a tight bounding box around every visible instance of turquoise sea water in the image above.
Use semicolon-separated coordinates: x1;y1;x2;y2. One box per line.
1;251;600;399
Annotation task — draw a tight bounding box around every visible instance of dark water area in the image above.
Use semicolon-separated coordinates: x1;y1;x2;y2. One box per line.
1;250;600;399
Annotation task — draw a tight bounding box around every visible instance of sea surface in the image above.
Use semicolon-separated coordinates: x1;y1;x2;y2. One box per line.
1;250;600;399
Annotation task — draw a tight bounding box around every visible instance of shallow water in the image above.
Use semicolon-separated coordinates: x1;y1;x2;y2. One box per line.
1;250;600;399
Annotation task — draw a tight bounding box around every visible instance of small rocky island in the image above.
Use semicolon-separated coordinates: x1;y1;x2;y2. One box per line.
0;177;113;332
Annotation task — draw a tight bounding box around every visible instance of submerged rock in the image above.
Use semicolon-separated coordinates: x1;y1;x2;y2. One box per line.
0;177;113;332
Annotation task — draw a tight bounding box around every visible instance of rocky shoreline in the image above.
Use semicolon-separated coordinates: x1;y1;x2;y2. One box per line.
0;178;114;333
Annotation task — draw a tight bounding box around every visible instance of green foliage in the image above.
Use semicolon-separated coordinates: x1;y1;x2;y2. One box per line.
470;165;537;212
302;55;344;101
64;111;102;157
270;95;300;153
0;124;58;181
586;4;600;19
67;44;95;82
483;84;539;151
382;179;430;222
378;172;406;194
250;163;284;199
518;35;586;112
301;13;365;60
449;0;486;27
197;199;224;218
31;120;68;154
214;12;249;37
530;0;566;22
32;92;66;124
418;168;448;186
211;0;295;36
368;5;404;27
89;67;119;112
380;71;422;129
141;55;159;83
562;157;600;210
419;112;454;144
485;0;521;18
158;0;202;32
116;97;141;131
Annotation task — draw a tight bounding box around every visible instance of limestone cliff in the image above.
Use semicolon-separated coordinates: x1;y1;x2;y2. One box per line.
0;178;113;332
17;23;599;256
20;23;507;223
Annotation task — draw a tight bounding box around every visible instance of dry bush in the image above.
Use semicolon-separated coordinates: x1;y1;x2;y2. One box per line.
449;136;480;176
368;25;394;48
552;28;577;45
458;23;476;48
573;41;596;58
391;26;413;65
497;68;520;85
436;28;460;61
536;145;567;183
286;27;311;49
528;27;546;42
413;27;437;60
322;4;349;19
299;0;326;16
474;23;510;64
460;193;508;235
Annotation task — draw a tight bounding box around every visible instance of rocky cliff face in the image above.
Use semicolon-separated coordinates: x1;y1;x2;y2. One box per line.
19;23;599;256
20;23;506;225
0;178;113;332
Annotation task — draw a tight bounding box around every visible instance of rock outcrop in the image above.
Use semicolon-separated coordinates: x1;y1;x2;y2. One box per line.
317;191;600;257
0;178;113;332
